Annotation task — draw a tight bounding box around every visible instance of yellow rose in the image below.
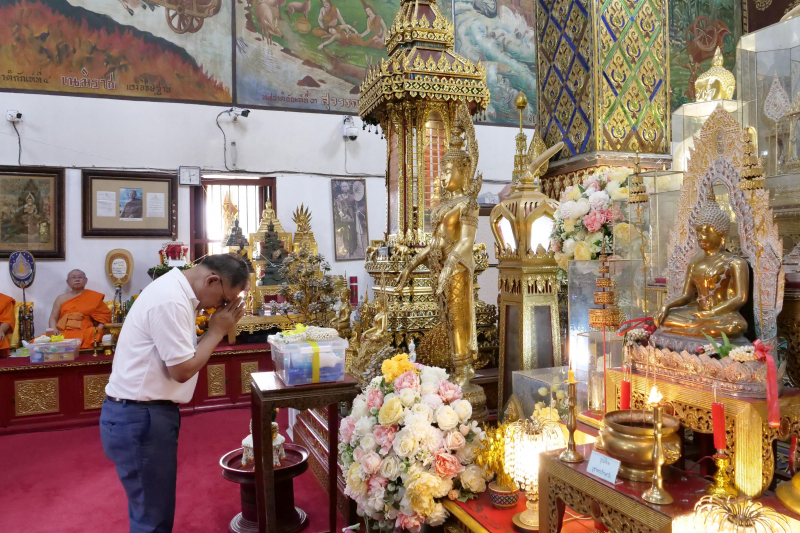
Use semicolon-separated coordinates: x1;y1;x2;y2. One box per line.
573;241;592;261
555;252;570;270
614;223;631;245
609;186;628;201
563;219;576;233
564;186;581;201
378;396;404;426
406;472;440;516
382;353;416;382
346;463;367;496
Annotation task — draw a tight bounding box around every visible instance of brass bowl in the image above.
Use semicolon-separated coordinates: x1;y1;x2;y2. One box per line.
601;410;682;482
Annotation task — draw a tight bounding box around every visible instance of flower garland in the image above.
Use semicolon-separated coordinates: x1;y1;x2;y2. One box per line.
550;168;631;277
339;354;487;532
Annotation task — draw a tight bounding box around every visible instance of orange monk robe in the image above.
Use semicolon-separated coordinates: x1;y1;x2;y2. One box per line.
58;290;111;349
0;294;16;353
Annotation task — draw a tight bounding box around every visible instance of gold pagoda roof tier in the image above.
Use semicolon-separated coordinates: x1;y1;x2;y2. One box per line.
358;0;490;123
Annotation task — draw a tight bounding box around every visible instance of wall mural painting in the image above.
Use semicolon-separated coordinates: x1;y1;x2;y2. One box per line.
669;0;741;111
453;0;537;126
0;0;232;102
744;0;797;33
235;0;452;112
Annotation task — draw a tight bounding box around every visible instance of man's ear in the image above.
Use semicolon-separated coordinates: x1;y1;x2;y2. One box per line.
205;274;221;287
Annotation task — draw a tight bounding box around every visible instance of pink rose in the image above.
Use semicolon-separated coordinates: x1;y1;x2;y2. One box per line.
551;238;561;252
433;451;465;479
373;425;398;454
459;424;470;437
438;381;462;403
394;371;420;393
340;416;356;444
353;447;365;463
368;475;388;491
583;211;604;233
395;513;423;533
366;389;384;410
598;208;613;224
361;451;382;475
422;393;444;410
448;489;460;500
444;430;466;451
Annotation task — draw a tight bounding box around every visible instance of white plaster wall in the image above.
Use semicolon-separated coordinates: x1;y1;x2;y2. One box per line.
0;92;527;333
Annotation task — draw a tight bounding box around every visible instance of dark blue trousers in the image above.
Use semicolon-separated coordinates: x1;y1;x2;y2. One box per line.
100;398;181;533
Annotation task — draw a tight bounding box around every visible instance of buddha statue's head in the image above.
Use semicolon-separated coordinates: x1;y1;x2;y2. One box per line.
694;196;731;252
441;126;471;194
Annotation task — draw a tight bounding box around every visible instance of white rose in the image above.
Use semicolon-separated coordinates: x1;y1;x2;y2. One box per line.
435;405;459;431
420;366;448;384
588;190;610;212
563;238;577;255
404;412;431;438
410;402;434;424
560;200;575;221
393;428;419;459
452;399;472;423
383;392;396;403
460;465;486;493
426;503;449;526
572;198;590;218
367;490;385;512
379;455;403;480
369;376;384;388
422;394;444;410
398;387;419;408
420;381;438;396
434;476;453;498
359;433;377;452
354;415;375;438
351;397;369;420
456;442;477;464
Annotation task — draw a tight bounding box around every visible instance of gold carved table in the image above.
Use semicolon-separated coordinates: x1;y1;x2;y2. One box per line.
606;368;800;497
250;372;359;533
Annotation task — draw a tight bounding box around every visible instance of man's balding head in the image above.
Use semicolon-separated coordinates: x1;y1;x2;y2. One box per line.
67;270;88;290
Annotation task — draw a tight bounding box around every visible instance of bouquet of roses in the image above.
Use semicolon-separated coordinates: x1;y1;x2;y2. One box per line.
550;168;631;277
339;354;487;532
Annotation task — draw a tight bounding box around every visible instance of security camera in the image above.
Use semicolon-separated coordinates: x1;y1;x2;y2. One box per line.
343;116;359;141
227;107;250;121
6;110;22;123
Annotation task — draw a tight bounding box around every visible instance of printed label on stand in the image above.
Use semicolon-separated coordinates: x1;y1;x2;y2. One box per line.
586;452;621;484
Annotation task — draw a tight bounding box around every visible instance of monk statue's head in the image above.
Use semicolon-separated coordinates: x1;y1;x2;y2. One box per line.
694;196;731;252
67;269;87;291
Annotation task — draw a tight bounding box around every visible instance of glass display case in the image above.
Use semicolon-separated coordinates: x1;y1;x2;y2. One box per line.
512;367;584;423
736;15;800;178
671;100;741;171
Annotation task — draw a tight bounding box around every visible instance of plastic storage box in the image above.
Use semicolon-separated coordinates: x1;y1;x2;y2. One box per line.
268;336;347;386
29;339;81;363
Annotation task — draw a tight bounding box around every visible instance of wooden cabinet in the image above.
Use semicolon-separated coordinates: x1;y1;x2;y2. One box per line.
0;342;273;436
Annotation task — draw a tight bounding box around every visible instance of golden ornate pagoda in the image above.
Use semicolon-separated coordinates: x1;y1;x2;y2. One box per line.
490;92;564;407
291;204;317;254
356;0;497;404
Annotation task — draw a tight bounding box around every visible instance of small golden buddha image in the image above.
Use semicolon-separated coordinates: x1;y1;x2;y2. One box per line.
695;47;736;102
654;195;748;338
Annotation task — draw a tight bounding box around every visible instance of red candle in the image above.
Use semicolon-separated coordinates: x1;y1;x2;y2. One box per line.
712;402;726;450
620;380;631;410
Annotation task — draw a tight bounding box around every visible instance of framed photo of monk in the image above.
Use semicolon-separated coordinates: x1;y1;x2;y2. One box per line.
82;171;177;238
331;179;369;261
0;166;65;259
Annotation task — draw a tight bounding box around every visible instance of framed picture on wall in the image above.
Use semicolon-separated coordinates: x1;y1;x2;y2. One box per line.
0;166;65;259
331;179;369;261
82;171;177;238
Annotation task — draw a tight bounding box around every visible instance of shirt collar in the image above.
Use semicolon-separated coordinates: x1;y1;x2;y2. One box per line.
174;268;199;311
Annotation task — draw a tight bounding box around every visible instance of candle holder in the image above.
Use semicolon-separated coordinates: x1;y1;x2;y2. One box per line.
642;404;674;505
559;379;584;463
706;451;738;498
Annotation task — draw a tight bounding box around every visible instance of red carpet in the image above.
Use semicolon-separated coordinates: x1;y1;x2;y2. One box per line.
0;407;347;533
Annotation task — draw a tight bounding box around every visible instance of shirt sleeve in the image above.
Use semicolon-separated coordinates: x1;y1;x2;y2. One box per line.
148;301;196;367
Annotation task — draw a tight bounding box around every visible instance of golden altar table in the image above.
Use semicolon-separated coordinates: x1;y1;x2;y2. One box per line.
606;367;800;497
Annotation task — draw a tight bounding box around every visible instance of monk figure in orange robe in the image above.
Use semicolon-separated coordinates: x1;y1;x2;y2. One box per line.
0;293;16;357
49;270;110;349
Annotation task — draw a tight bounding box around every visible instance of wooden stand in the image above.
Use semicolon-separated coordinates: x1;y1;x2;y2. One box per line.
221;444;310;533
250;372;359;533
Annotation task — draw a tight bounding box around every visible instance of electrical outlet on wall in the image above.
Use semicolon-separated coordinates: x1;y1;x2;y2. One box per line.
6;110;22;123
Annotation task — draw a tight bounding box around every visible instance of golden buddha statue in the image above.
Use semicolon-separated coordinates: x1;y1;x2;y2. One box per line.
695;47;735;102
396;104;483;402
654;196;749;337
361;296;387;343
332;287;352;334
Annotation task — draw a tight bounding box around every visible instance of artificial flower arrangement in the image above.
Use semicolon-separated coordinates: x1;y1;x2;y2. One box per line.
339;354;487;533
550;167;631;278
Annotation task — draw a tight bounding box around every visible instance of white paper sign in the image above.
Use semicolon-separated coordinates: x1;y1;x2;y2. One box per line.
168;259;186;267
147;193;165;218
96;191;116;217
586;452;621;484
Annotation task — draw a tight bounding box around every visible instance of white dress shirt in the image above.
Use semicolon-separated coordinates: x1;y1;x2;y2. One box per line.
105;268;199;403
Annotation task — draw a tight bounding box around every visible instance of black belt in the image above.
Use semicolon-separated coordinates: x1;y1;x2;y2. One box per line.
106;396;177;406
